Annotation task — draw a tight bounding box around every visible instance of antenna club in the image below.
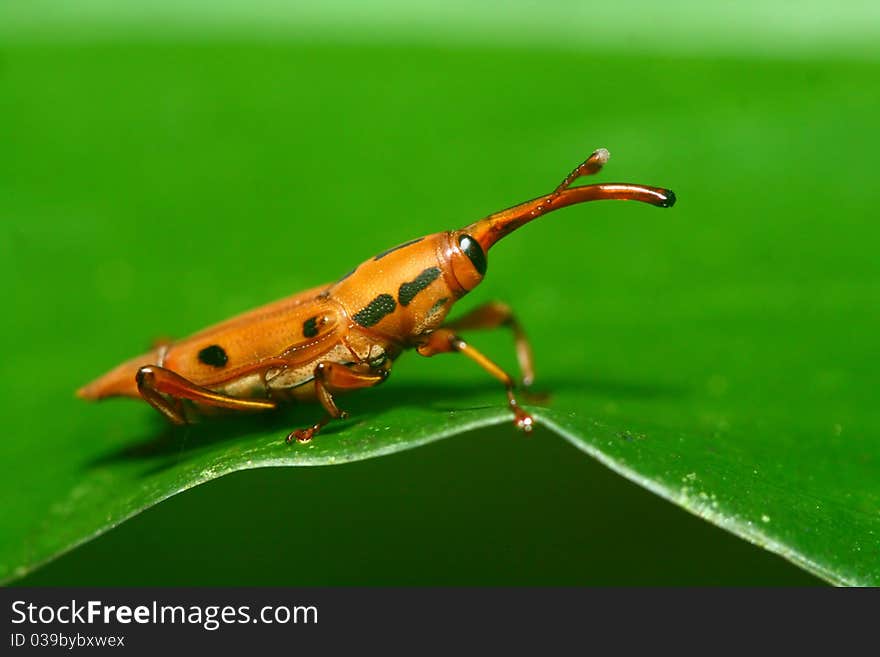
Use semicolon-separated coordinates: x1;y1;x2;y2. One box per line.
593;148;610;165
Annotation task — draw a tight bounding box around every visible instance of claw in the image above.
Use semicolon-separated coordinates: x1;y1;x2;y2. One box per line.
286;428;315;444
513;409;534;433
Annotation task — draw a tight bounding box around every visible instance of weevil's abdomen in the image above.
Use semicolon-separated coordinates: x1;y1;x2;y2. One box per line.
79;284;339;401
162;302;341;386
77;348;162;400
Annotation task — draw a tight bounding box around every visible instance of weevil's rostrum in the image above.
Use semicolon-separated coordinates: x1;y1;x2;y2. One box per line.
78;149;676;443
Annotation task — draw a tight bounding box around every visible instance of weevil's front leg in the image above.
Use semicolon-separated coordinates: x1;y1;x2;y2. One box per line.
416;329;534;432
136;365;277;424
287;362;390;444
443;301;534;387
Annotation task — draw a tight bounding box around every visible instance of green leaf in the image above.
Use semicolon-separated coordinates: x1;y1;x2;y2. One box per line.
2;37;878;585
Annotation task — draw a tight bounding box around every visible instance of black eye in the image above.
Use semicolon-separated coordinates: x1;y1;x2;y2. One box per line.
458;234;487;276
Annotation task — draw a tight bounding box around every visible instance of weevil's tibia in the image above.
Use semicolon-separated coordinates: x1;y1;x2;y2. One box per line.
416;328;534;432
136;365;277;424
463;148;676;252
287;361;390;443
443;301;535;387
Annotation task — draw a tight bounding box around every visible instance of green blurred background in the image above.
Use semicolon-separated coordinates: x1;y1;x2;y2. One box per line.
3;1;879;585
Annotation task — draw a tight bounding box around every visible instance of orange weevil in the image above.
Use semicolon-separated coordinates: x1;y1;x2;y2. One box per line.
78;149;675;443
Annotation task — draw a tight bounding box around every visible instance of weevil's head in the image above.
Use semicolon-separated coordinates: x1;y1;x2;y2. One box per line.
445;230;488;294
329;150;675;343
457;148;675;256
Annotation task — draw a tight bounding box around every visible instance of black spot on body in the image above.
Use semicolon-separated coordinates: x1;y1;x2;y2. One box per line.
353;294;397;327
398;267;442;306
458;234;487;275
198;344;228;368
303;316;320;338
429;296;449;316
373;237;423;261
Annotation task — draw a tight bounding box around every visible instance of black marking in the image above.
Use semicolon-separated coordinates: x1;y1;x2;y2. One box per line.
661;189;676;208
373;237;423;261
353;294;397;327
398;267;442;306
198;344;228;368
303;316;320;338
458;234;487;276
429;296;449;316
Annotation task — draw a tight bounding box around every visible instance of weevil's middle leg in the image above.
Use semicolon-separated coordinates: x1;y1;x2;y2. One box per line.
443;301;535;387
416;329;534;432
136;365;277;424
287;361;390;444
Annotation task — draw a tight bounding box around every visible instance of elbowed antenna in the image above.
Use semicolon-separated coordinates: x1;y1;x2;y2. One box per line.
462;149;676;252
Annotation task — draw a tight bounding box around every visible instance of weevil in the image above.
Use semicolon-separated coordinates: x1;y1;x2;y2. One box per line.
78;148;675;443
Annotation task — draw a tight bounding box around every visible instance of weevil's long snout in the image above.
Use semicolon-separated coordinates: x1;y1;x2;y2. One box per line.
461;149;676;252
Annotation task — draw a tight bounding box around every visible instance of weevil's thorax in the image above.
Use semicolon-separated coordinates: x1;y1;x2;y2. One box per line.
328;230;487;344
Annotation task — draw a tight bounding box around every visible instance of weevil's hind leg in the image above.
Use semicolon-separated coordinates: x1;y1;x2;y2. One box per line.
136;368;188;425
287;361;390;444
136;365;277;424
443;301;535;387
416;329;534;432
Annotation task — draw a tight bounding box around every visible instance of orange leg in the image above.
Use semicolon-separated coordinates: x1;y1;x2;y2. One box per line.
136;365;277;424
443;301;535;387
416;329;534;432
287;361;390;444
